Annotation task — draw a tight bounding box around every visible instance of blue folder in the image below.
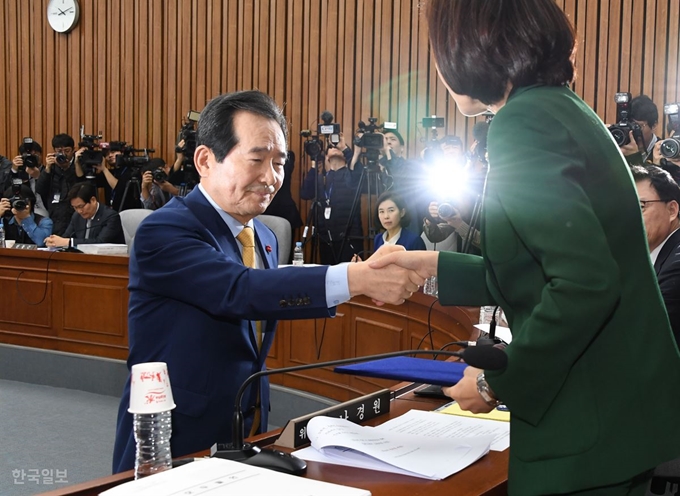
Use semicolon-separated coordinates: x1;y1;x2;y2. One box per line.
334;357;467;386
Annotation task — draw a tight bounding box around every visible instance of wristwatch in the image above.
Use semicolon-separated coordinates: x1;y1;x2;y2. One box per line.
476;372;501;407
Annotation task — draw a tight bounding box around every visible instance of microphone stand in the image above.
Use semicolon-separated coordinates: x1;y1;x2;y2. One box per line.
211;347;507;474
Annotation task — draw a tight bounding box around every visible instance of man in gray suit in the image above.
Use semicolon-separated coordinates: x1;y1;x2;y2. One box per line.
44;182;124;248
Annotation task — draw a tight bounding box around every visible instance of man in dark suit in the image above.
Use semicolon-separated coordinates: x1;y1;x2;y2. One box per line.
44;182;124;248
632;165;680;343
111;90;422;473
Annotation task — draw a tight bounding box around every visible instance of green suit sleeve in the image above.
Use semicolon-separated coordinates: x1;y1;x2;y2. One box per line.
482;103;622;427
437;251;495;306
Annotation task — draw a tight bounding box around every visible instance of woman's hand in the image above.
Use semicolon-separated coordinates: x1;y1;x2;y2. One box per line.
442;366;495;414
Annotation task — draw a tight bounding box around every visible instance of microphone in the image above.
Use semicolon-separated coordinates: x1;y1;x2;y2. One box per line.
211;346;507;474
320;110;334;125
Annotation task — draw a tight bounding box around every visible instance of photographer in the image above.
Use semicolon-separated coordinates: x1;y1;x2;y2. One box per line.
93;141;143;212
300;133;362;264
1;185;53;247
36;134;84;236
1;140;50;218
140;158;170;210
378;129;426;234
619;94;659;162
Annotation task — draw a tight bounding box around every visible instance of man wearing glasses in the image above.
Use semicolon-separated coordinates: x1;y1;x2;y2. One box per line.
632;164;680;343
44;181;123;249
620;95;660;161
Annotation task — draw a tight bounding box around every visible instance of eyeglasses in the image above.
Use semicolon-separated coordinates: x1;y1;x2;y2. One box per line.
639;199;669;211
72;203;88;211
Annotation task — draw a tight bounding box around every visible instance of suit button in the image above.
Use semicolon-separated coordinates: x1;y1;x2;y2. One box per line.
296;298;303;306
288;299;295;307
303;297;311;305
279;299;287;308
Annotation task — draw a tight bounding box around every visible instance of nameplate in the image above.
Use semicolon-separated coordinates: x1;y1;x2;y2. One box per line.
13;243;38;250
276;388;391;449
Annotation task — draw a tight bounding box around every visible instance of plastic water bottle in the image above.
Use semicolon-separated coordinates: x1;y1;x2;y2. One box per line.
292;241;304;266
133;410;172;479
0;224;5;248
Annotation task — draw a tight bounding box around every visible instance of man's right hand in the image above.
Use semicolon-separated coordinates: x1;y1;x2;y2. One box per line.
142;171;153;190
45;153;56;171
620;131;642;156
428;201;441;220
0;198;11;217
12;155;23;172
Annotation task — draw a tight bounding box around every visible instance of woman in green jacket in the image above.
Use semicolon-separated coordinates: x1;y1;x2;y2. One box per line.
373;1;680;494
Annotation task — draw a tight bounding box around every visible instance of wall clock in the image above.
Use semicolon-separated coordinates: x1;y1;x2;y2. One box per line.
47;0;80;34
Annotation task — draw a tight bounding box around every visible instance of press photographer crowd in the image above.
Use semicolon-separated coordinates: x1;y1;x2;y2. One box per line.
1;95;679;259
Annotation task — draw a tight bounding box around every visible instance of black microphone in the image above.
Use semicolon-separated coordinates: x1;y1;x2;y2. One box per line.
211;346;507;474
320;110;334;125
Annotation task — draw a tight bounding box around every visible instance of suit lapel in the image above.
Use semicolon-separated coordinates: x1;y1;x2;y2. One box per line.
654;229;680;274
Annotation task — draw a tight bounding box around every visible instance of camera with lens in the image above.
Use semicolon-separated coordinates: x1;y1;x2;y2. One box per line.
660;103;680;160
353;118;384;150
176;110;199;169
3;183;26;219
117;146;155;169
608;92;644;147
21;138;40;170
301;129;324;161
152;168;168;182
318;111;341;147
55;152;69;165
77;126;104;179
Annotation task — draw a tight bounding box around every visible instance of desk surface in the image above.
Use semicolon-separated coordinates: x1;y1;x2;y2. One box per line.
37;388;508;496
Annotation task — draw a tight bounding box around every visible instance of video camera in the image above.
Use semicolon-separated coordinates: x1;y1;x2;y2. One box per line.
608;92;644;147
176;110;199;168
660;103;680;160
301;111;342;162
116;146;155;169
77;126;104;179
20;138;40;170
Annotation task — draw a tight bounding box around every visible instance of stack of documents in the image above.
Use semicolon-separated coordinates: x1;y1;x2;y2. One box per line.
77;243;128;255
100;458;371;496
293;413;495;480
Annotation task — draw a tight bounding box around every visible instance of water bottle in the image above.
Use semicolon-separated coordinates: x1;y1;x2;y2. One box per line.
479;305;496;325
292;241;304;266
133;410;172;479
0;224;5;248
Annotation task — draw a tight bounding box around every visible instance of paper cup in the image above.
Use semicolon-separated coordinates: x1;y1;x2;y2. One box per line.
128;362;176;414
5;240;15;248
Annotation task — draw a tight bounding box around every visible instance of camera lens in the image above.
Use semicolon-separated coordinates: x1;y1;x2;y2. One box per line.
661;138;680;159
12;198;27;212
437;203;455;219
608;125;629;146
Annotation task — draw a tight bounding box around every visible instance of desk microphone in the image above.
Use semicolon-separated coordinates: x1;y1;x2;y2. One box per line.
211;346;507;475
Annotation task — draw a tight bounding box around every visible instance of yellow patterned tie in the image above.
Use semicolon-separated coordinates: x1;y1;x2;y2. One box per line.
236;226;263;436
236;226;262;349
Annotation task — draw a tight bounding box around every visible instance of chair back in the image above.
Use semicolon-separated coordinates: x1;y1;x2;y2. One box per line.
119;209;153;250
257;214;292;265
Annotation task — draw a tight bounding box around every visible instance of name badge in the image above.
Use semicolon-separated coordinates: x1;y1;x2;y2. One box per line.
324;207;331;220
52;193;60;203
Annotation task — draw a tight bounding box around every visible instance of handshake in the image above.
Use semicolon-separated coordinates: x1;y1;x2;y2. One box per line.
347;245;438;306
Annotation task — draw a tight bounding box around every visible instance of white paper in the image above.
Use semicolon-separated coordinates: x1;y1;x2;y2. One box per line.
377;409;510;452
99;458;370;496
77;243;128;255
294;415;491;480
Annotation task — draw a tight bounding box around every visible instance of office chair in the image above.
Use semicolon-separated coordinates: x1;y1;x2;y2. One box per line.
256;214;292;265
119;209;153;251
650;459;680;495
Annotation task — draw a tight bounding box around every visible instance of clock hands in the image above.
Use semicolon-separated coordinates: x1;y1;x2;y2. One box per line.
53;7;73;16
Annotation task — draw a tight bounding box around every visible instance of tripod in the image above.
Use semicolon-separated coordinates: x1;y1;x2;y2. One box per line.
338;150;384;260
117;173;142;212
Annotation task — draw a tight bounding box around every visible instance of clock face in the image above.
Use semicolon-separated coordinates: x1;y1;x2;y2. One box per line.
47;0;80;33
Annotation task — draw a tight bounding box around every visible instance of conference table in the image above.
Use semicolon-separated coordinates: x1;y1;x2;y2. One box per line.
37;383;509;496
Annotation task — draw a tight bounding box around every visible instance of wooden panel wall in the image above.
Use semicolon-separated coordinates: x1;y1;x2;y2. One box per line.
1;0;678;204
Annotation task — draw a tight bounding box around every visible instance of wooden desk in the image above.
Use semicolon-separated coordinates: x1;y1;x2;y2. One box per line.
0;248;480;402
37;387;508;496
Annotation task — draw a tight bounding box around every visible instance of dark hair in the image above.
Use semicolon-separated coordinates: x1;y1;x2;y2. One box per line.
384;130;404;146
52;134;75;149
631;165;680;205
143;157;167;174
197;90;288;163
426;0;576;105
67;182;97;204
19;141;42;154
3;185;36;211
375;191;411;230
442;135;463;147
631;95;659;128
